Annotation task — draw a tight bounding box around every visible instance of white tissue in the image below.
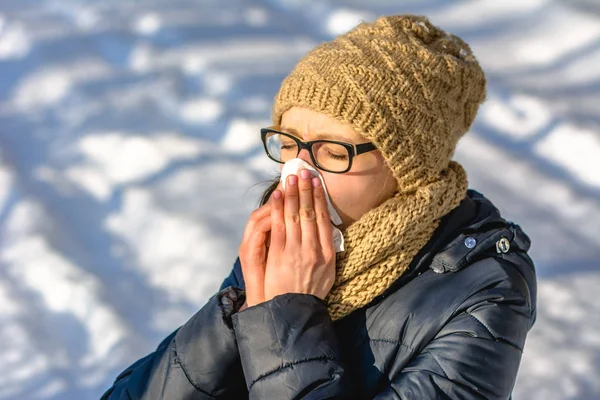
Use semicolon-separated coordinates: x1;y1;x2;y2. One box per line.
280;158;345;252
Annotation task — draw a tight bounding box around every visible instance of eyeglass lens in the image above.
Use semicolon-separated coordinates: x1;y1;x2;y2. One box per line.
265;132;350;172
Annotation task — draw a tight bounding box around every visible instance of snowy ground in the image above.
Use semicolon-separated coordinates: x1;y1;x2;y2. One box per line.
0;0;598;399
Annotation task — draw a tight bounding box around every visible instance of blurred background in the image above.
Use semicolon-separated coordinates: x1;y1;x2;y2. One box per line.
0;0;599;399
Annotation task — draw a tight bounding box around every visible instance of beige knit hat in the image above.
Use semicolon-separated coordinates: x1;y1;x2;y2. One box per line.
272;15;486;192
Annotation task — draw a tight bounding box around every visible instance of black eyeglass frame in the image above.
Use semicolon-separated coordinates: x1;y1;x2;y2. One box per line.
260;127;377;174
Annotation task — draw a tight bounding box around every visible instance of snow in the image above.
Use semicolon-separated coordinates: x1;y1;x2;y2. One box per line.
0;19;30;59
132;13;162;36
221;119;268;154
326;9;375;36
58;132;206;200
535;124;600;188
244;7;270;27
480;94;552;139
0;0;598;399
179;97;224;124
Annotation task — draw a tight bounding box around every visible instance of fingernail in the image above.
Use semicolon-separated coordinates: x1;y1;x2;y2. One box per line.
273;190;282;199
300;169;311;180
288;175;297;185
312;177;321;187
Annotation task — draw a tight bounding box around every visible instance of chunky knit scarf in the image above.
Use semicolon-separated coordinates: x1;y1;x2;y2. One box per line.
325;161;468;321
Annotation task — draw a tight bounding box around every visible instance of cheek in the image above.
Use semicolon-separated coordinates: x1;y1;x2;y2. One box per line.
322;167;397;227
323;178;347;205
322;176;372;220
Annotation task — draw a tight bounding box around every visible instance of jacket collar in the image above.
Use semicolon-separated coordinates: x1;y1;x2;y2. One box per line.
421;189;531;275
374;190;532;300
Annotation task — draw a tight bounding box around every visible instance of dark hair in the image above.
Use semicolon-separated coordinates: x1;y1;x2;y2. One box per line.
258;175;281;207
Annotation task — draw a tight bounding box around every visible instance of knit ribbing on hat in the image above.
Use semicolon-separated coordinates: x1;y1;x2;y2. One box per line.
272;15;486;192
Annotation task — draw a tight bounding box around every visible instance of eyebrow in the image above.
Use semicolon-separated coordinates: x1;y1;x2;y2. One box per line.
280;126;346;141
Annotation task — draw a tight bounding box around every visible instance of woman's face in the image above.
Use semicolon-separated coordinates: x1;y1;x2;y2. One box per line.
279;107;398;230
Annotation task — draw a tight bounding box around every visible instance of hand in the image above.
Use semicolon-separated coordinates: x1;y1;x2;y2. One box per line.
263;169;336;303
238;200;272;307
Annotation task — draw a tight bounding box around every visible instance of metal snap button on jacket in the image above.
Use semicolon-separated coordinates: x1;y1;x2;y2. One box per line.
464;237;477;249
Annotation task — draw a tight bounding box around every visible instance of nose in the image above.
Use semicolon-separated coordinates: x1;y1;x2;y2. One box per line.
297;148;315;167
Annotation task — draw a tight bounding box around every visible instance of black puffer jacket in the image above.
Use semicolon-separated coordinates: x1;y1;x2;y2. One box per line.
101;190;537;399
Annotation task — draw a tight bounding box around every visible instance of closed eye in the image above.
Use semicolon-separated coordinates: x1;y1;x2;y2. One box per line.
324;149;348;160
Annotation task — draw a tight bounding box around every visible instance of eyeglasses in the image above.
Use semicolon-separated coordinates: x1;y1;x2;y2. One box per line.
260;127;377;173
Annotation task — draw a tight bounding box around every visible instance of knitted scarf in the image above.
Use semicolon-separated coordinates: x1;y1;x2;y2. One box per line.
325;161;468;321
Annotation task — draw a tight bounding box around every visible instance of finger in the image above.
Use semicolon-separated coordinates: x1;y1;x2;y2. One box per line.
239;213;271;305
283;174;301;246
312;177;334;251
240;214;271;275
274;181;283;193
241;203;271;244
266;182;283;204
240;212;271;264
247;214;271;248
298;169;318;247
269;189;286;252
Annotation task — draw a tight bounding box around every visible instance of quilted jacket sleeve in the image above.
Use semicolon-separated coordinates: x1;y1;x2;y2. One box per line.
232;293;355;399
100;282;246;399
374;259;536;400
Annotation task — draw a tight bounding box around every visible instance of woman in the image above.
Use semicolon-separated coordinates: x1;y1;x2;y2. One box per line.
102;15;536;399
